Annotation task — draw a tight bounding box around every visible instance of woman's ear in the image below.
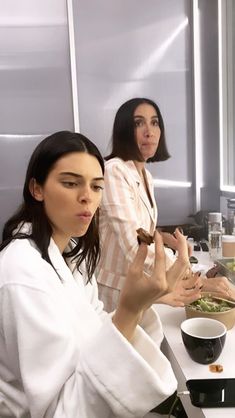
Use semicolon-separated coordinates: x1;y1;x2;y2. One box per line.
29;178;44;201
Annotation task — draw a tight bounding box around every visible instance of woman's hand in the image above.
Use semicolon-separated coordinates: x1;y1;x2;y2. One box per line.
113;231;168;340
156;271;202;307
156;229;202;307
160;230;193;257
164;228;192;290
201;275;235;300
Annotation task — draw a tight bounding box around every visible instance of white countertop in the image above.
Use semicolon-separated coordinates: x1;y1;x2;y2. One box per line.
154;250;235;417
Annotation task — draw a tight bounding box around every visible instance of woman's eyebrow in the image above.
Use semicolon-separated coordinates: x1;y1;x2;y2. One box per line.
134;115;158;119
59;172;104;181
93;176;104;181
59;171;82;178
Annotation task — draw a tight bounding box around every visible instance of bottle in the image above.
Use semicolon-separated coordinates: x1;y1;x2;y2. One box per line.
208;212;222;260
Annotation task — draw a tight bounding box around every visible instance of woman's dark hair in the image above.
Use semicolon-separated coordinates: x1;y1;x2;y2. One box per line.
106;97;170;162
0;131;104;282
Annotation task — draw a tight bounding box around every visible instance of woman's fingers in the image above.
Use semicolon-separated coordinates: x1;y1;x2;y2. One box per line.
182;271;202;288
178;291;201;305
160;231;177;249
188;242;193;257
202;276;230;294
153;230;165;268
128;242;148;278
151;230;168;294
173;228;189;262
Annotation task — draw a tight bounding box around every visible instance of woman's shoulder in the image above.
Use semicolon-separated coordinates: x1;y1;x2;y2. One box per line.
0;238;51;288
105;157;126;169
0;237;40;261
105;158;137;176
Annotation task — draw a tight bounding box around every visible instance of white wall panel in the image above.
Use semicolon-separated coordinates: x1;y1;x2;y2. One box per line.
0;0;74;234
0;0;73;134
72;0;195;224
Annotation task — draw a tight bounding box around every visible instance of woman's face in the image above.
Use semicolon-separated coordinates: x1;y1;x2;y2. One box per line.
31;152;104;251
134;103;161;161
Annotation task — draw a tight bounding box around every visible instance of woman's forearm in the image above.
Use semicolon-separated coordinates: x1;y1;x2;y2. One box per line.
112;306;142;341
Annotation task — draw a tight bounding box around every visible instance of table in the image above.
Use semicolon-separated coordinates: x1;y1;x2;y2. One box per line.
154;251;235;417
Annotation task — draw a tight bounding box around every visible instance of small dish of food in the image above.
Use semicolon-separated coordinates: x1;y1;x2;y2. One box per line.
185;293;235;330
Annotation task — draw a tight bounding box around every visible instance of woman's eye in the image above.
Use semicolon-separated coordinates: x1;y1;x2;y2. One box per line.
134;119;143;127
152;120;159;126
92;184;104;192
62;181;78;188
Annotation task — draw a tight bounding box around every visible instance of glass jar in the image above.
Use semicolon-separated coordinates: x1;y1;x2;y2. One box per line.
208;212;222;260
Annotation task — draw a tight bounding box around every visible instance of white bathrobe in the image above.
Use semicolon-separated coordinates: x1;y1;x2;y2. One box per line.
0;230;177;418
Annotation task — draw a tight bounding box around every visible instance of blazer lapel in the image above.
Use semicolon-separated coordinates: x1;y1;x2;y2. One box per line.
125;161;156;224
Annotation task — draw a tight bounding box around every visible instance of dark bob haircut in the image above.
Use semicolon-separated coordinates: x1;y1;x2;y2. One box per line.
106;97;170;162
1;131;104;282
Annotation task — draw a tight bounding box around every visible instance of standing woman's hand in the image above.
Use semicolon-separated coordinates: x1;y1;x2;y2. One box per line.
156;229;202;306
112;231;168;340
165;228;192;289
156;271;202;307
160;229;193;257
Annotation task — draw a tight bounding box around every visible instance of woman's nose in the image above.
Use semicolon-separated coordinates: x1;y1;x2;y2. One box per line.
78;186;92;203
144;123;153;137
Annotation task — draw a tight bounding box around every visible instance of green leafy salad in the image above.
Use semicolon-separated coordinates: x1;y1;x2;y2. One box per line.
225;260;235;272
190;297;232;312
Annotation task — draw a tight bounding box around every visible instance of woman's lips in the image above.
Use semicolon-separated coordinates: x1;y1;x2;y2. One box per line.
76;212;92;223
141;142;157;146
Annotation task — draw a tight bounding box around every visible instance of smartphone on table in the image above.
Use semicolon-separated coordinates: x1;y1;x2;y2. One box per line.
186;378;235;408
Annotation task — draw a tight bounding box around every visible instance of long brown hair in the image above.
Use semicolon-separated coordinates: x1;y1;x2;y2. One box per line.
1;131;105;282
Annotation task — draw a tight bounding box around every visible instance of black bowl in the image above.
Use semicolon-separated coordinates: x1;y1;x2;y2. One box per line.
181;317;226;364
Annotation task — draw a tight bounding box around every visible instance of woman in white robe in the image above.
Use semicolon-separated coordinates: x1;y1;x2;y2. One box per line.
0;131;201;418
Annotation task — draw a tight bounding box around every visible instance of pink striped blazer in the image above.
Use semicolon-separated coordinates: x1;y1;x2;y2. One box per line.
96;158;162;312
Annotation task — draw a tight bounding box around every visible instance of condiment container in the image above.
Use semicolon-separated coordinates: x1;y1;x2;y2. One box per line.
222;235;235;257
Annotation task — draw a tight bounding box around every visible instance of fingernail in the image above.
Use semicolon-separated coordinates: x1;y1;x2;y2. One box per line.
176;226;184;234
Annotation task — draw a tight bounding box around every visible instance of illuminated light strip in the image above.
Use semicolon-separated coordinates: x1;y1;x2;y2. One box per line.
220;185;235;193
153;179;192;188
193;0;203;211
218;0;225;190
67;0;80;132
0;134;45;138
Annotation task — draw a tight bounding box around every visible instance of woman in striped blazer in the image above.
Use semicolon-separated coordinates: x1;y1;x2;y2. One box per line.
96;98;198;312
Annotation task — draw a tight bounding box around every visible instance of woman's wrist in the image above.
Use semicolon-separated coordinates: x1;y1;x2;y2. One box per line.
112;306;142;341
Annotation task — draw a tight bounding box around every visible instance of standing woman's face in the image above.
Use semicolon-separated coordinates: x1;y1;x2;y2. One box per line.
30;152;104;252
133;103;161;161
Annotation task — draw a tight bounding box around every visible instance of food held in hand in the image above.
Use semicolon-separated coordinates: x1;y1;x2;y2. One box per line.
136;228;154;245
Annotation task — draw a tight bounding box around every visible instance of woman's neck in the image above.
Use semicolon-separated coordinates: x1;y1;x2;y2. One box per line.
133;160;145;177
52;232;70;254
134;160;153;208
